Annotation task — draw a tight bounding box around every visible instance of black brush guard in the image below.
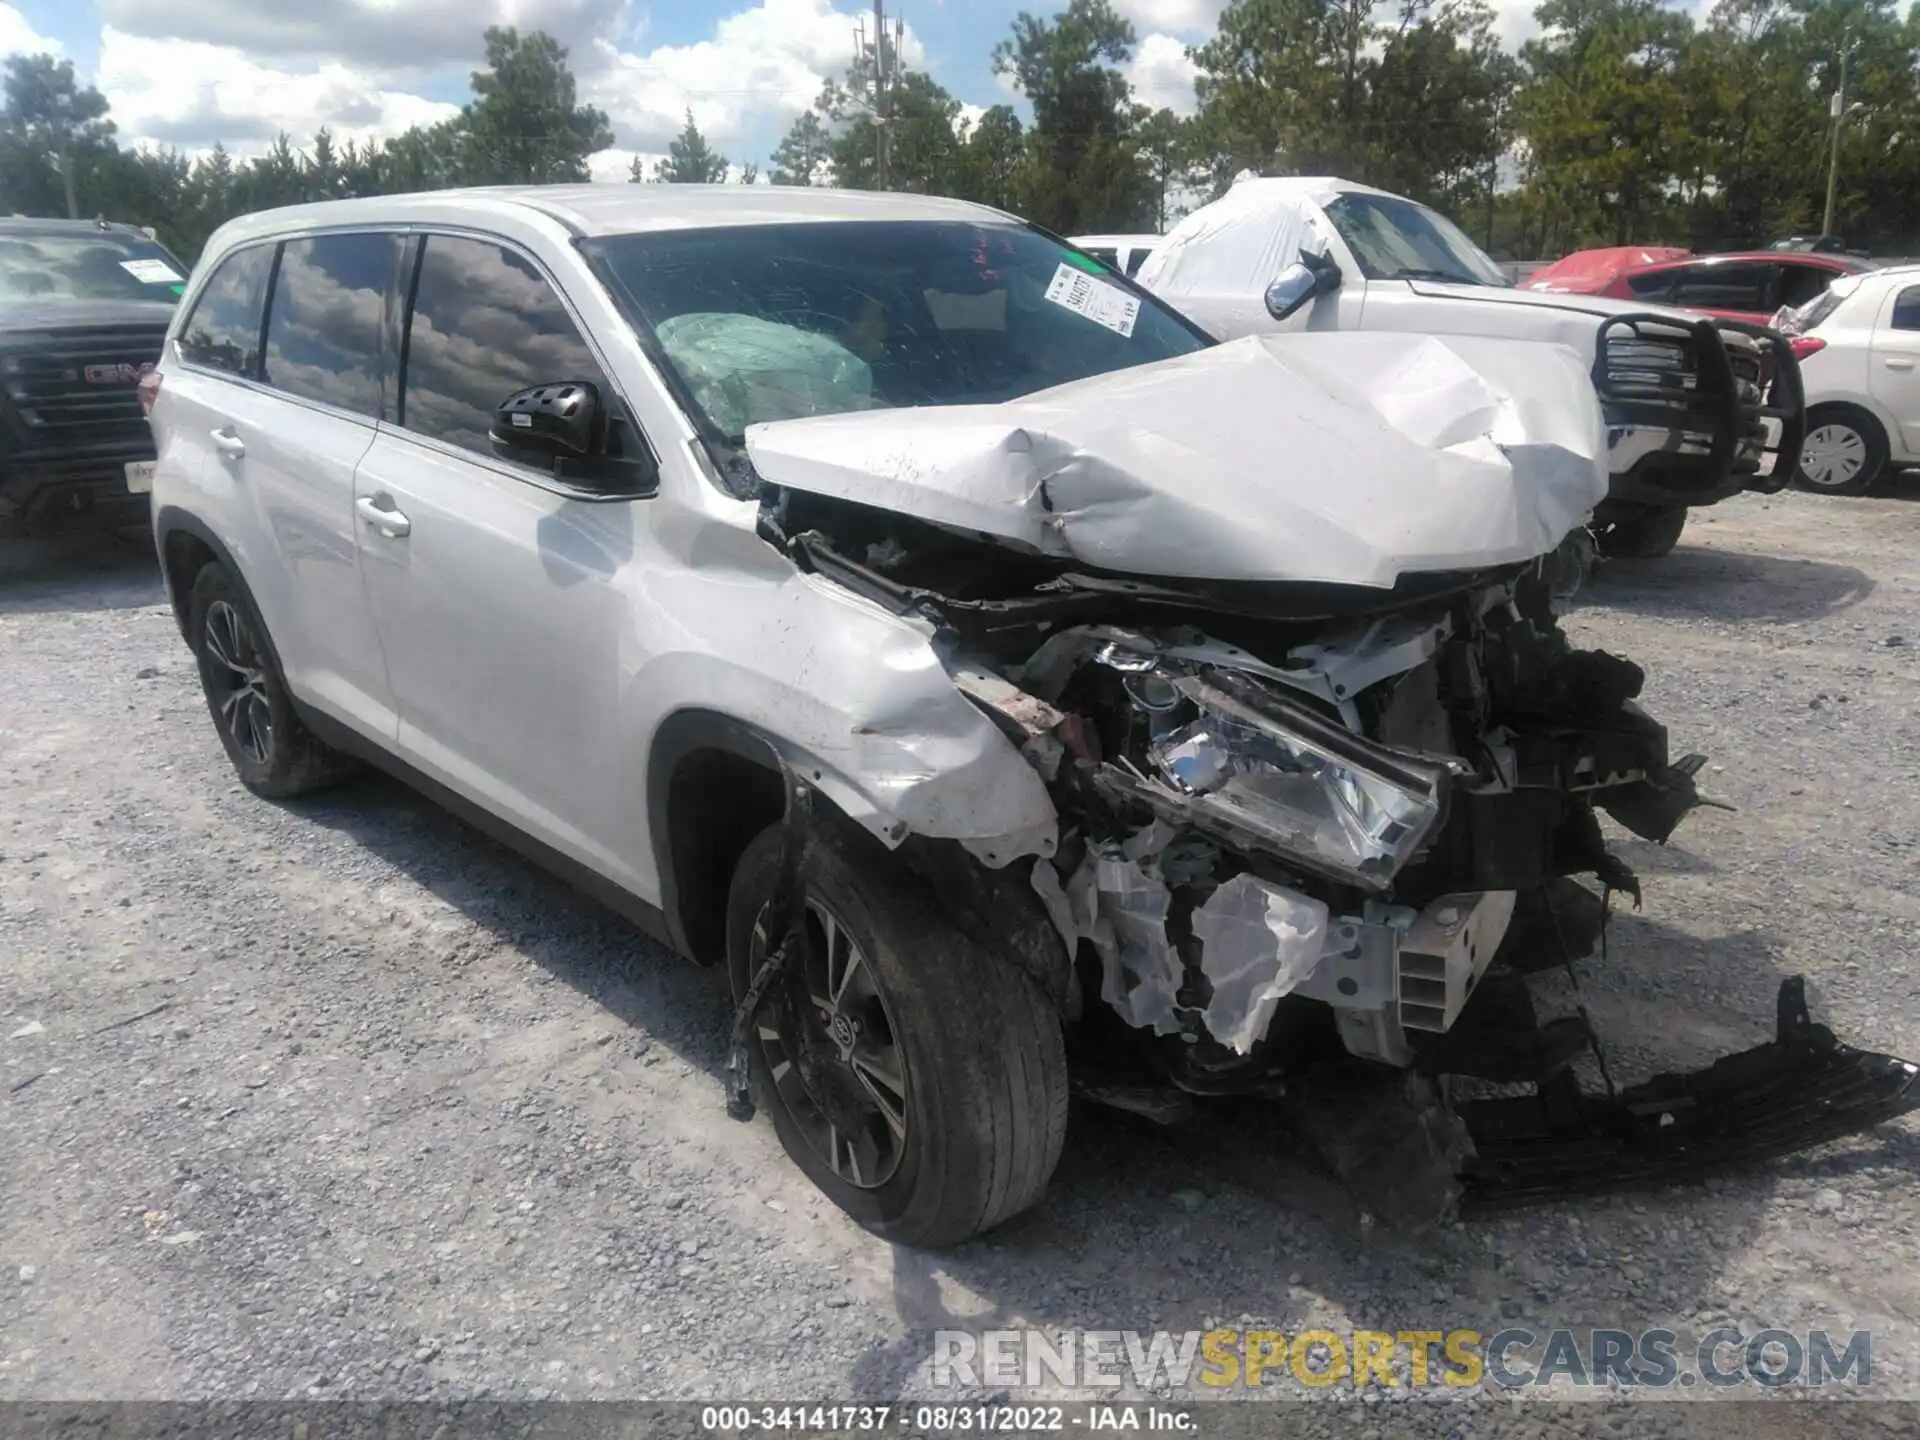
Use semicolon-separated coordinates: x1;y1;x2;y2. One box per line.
1460;977;1920;1205
1713;316;1807;494
1591;313;1806;498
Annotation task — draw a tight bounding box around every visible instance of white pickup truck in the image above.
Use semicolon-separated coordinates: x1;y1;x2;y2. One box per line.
1137;177;1805;559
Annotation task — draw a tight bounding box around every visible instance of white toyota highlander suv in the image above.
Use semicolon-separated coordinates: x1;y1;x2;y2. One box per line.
141;186;1919;1245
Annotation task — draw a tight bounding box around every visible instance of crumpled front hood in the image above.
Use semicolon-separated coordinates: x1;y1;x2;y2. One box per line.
745;331;1607;590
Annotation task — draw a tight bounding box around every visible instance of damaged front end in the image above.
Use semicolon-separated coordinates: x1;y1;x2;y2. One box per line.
727;326;1917;1213
762;501;1920;1210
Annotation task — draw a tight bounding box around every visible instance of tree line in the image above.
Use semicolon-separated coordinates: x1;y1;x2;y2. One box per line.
2;0;1915;267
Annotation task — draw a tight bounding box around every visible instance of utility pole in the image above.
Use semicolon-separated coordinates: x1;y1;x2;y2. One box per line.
1823;34;1850;239
855;0;902;189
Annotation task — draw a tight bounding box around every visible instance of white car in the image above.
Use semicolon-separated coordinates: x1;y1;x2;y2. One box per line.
140;186;1916;1244
1069;233;1162;279
1784;263;1920;494
1137;176;1803;559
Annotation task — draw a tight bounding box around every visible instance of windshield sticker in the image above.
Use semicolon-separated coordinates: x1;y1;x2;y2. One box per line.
1043;262;1140;339
121;258;183;284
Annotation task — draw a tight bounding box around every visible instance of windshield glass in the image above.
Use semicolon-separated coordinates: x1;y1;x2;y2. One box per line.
1322;193;1510;288
0;230;187;304
587;220;1210;444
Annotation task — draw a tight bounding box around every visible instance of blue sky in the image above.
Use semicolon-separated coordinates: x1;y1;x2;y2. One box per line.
0;0;1538;177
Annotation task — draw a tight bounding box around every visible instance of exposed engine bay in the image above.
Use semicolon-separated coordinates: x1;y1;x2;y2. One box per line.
745;477;1920;1215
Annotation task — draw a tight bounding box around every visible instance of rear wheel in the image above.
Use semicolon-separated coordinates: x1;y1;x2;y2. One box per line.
1596;505;1689;560
1795;406;1887;496
725;823;1068;1247
187;562;359;798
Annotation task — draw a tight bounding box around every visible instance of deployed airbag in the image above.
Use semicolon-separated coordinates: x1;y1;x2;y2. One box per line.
657;312;873;436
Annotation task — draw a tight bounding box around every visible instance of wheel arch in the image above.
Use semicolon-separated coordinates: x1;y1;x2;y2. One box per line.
154;506;289;680
646;709;794;968
645;708;1073;1010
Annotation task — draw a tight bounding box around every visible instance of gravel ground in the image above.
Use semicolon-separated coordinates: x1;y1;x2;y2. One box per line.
2;487;1918;1431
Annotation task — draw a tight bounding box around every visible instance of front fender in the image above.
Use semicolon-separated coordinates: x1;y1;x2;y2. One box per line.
637;658;1061;863
627;569;1060;901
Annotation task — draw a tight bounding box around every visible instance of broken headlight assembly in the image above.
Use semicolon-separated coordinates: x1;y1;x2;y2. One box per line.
1094;645;1454;890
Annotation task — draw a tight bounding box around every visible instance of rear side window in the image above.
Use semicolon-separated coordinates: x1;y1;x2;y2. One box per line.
1667;263;1769;311
1625;270;1675;299
1890;286;1920;331
400;234;605;457
1776;262;1834;311
178;244;274;376
263;232;401;419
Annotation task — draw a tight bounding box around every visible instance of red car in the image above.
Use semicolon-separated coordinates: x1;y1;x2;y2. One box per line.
1526;249;1879;325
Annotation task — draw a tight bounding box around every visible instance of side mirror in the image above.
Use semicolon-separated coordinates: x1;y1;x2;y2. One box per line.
1264;252;1341;322
489;380;660;495
492;381;601;458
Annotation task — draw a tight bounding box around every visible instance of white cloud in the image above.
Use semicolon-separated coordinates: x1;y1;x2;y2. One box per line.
954;102;987;139
1489;0;1542;49
1128;32;1200;116
94;0;635;78
583;0;921;154
97;26;461;152
1113;0;1226;41
0;3;59;57
589;148;660;183
67;0;1221;177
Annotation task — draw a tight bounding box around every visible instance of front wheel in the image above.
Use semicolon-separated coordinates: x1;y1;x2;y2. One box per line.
725;823;1068;1247
1596;505;1689;560
1795;407;1888;496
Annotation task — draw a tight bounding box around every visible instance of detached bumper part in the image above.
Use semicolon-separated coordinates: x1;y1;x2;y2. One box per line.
1460;977;1920;1204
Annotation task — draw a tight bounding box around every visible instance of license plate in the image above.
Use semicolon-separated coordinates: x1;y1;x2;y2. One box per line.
125;461;156;494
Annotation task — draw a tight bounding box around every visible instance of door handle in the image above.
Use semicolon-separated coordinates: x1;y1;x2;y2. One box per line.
1885;358;1915;371
211;427;246;459
355;495;412;539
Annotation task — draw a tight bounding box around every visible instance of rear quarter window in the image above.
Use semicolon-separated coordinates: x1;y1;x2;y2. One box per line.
179;243;275;377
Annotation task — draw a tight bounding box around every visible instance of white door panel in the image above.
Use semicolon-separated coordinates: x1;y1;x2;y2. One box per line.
203;384;391;738
353;431;646;891
1869;283;1920;456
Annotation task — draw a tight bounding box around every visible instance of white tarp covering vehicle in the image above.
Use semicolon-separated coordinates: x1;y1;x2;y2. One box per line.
1138;176;1807;561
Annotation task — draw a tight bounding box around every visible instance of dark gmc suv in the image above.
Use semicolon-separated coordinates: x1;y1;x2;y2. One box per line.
0;217;187;535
